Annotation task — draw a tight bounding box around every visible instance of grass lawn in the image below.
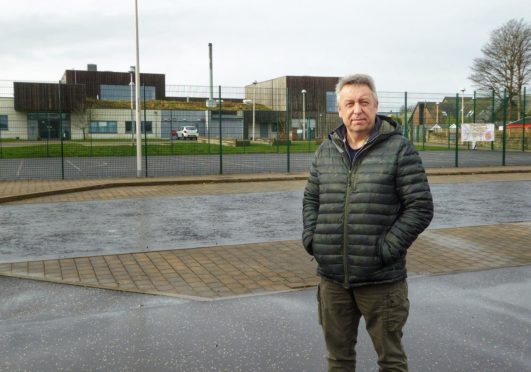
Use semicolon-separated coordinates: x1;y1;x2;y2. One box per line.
0;140;491;159
0;140;321;158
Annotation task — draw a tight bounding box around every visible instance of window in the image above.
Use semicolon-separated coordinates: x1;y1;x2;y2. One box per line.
100;85;156;100
90;121;117;134
326;92;337;113
125;121;152;133
27;113;69;120
0;115;7;130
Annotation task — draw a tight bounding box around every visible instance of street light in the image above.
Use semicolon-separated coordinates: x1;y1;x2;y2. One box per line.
301;89;307;140
252;80;257;141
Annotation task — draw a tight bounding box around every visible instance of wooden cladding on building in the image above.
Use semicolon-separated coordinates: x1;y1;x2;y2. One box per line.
14;82;86;112
14;70;166;112
286;76;338;112
63;70;166;99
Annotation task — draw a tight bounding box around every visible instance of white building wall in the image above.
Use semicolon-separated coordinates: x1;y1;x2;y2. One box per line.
0;97;28;139
0;97;203;141
72;108;163;140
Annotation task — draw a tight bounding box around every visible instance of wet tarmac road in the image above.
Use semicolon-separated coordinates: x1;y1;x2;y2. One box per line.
1;175;530;371
2;150;531;180
1;180;531;262
1;266;529;371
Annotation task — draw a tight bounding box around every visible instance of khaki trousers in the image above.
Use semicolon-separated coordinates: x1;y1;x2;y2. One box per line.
317;276;409;372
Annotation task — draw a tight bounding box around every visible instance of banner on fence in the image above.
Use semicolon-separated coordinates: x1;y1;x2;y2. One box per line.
461;123;495;143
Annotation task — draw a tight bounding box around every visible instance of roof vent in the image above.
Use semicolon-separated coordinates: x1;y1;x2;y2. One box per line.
87;64;97;71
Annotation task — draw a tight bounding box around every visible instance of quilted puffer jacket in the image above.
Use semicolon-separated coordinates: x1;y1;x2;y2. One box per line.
302;115;433;288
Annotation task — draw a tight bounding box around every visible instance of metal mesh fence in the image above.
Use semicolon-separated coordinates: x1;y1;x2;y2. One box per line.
0;80;530;180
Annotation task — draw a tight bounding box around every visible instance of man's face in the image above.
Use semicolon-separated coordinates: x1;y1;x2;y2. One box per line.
338;84;378;138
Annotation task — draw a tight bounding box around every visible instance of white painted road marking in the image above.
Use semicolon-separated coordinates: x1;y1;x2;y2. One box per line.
66;160;81;171
16;159;24;177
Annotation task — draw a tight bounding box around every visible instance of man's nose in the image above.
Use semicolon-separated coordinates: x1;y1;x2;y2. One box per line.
353;102;362;113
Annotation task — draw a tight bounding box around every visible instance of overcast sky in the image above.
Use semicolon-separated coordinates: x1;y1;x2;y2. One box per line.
1;0;530;94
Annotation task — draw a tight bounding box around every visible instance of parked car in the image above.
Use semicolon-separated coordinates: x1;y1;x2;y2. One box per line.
176;126;198;140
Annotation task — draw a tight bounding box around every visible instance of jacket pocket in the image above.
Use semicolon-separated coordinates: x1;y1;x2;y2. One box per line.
303;236;314;256
376;231;387;266
377;227;397;266
384;281;409;332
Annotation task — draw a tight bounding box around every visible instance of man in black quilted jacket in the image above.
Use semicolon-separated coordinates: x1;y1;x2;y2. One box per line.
302;74;433;371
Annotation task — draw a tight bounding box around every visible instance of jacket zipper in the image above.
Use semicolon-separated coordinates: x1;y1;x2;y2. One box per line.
342;168;352;288
340;136;378;289
332;138;352;289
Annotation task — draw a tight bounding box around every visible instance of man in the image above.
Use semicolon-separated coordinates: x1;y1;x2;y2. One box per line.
302;74;433;371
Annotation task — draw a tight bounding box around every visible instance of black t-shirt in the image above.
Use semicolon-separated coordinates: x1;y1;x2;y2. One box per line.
346;140;359;163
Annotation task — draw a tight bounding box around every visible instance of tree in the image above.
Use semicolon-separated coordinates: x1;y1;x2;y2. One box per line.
70;107;92;140
469;19;531;120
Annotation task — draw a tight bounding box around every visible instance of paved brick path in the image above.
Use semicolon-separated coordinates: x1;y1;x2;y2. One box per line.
2;166;531;204
1;223;530;300
1;166;530;300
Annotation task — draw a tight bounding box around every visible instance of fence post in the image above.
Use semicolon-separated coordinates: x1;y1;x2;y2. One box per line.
276;110;280;153
0;85;5;158
502;89;507;166
447;112;451;150
58;81;65;179
170;118;174;155
207;109;211;154
455;93;459;167
523;87;527;152
143;85;148;177
473;91;477;124
89;109;93;156
287;87;291;173
130;88;135;156
422;123;425;150
491;90;495;151
308;115;311;152
403;92;408;138
218;85;223;174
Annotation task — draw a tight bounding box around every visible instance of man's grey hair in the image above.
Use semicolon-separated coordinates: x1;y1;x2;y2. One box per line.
335;74;378;106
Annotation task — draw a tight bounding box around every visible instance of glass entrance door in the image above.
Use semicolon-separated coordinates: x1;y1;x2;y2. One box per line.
38;119;60;139
29;113;71;140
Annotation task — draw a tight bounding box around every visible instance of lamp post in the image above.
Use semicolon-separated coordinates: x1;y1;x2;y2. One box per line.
301;89;307;140
252;80;257;141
